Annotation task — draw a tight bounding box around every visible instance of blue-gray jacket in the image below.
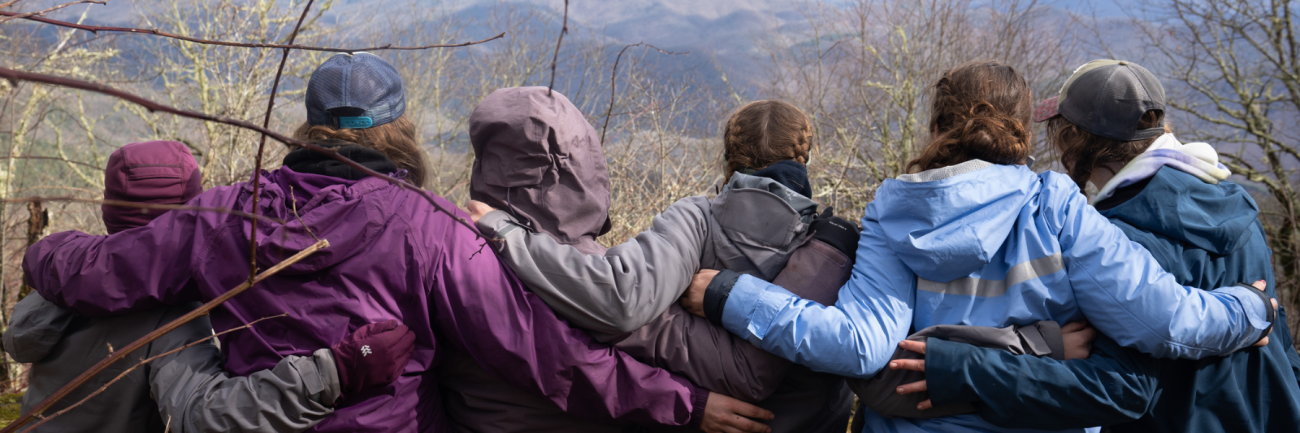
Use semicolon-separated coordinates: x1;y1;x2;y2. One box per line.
924;166;1300;432
715;160;1273;433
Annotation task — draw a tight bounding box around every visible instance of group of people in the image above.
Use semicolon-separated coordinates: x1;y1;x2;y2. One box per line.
4;50;1299;433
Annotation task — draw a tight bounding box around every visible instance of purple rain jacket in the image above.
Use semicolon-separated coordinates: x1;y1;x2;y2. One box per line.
23;167;707;433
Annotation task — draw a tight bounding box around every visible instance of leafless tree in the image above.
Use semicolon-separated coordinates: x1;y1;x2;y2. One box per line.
1128;0;1300;346
761;0;1081;222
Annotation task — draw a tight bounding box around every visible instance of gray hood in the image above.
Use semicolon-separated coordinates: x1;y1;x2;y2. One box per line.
469;87;611;254
703;172;820;280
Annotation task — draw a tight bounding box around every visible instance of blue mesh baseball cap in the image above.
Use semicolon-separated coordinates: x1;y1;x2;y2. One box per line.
306;53;406;129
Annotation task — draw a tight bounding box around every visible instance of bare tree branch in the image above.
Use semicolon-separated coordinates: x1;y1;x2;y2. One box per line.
601;43;688;144
0;155;100;170
1;196;286;225
16;313;290;433
250;0;314;288
547;0;569;95
1;239;329;433
0;0;104;24
0;67;485;240
0;11;505;52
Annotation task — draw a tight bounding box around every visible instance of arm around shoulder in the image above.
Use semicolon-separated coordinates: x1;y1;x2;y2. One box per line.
477;197;711;336
715;213;914;379
926;335;1160;429
1047;178;1271;359
24;206;204;315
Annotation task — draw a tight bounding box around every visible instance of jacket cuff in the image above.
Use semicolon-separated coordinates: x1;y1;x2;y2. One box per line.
687;383;710;428
476;210;527;243
719;274;786;344
312;348;343;406
703;270;741;326
922;337;984;406
1237;283;1275;347
1216;284;1274;349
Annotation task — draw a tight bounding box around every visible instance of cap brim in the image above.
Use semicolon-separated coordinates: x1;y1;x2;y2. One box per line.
1032;96;1060;123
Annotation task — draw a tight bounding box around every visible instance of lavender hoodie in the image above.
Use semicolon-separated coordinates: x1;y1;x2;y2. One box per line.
23;165;707;432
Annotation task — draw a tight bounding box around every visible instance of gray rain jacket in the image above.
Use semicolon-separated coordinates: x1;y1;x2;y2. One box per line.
4;293;340;433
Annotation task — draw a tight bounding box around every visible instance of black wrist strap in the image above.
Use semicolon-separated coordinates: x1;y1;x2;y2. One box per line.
704;270;742;326
1238;282;1275;347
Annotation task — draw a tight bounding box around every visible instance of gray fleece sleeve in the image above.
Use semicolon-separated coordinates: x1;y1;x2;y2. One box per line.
477;196;710;337
147;308;339;433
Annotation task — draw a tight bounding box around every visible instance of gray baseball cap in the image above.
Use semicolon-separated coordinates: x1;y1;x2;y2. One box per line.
305;52;406;129
1033;59;1165;141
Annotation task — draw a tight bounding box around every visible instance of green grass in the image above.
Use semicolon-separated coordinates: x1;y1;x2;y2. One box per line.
0;393;23;428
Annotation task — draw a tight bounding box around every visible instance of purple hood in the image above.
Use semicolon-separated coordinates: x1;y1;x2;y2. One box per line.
102;141;203;234
469;87;610;254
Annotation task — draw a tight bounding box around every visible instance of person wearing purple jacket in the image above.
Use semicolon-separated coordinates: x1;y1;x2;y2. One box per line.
21;52;769;433
6;140;415;433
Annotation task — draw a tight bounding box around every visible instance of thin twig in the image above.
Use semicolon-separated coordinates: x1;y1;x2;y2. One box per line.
600;42;688;144
0;68;484;240
1;196;286;225
0;0;104;24
0;11;504;52
2;240;329;433
288;185;320;243
17;314;289;433
0;155;101;170
547;0;569;95
251;0;313;288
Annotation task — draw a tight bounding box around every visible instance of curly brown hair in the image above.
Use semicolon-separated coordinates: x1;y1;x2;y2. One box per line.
907;60;1033;173
722;100;813;176
1049;110;1169;192
291;115;428;188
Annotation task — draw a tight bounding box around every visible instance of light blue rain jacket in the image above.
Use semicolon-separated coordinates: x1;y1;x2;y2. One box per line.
719;160;1272;433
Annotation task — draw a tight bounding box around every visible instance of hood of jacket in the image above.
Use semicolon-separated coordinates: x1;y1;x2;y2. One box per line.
1100;166;1259;256
246;145;412;275
873;160;1038;283
702;172;820;279
469;86;611;255
243;166;395;275
102;140;204;234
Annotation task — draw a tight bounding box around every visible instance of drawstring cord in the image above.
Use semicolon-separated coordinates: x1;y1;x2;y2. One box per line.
505;187;532;229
